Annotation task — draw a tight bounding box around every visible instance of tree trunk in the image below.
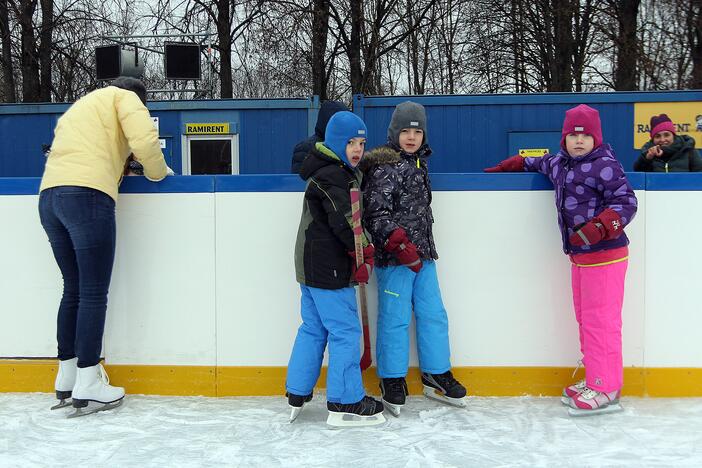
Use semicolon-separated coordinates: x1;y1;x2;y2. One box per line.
613;0;640;90
0;0;16;102
689;0;702;88
217;0;232;98
18;0;41;102
408;4;421;94
311;0;330;99
349;0;363;94
551;0;573;91
39;0;53;101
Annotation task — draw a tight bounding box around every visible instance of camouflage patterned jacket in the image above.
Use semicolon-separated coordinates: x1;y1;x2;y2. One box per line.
359;143;438;267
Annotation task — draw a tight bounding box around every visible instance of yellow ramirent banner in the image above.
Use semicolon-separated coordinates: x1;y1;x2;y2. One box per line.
633;102;702;149
185;123;230;135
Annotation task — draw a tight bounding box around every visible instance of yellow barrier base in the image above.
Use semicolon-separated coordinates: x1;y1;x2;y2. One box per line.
1;360;700;397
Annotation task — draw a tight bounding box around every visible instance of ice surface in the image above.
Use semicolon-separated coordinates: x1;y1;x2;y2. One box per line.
1;393;701;467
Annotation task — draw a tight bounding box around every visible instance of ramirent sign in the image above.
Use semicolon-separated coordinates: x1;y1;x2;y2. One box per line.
185;123;230;135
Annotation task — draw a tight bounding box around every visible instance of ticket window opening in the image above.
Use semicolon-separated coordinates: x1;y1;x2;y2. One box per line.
184;135;239;175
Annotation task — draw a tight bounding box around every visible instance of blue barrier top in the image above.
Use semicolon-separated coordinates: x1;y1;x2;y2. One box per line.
0;173;689;195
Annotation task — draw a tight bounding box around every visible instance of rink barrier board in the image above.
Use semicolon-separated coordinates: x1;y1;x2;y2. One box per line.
1;173;701;396
2;361;700;397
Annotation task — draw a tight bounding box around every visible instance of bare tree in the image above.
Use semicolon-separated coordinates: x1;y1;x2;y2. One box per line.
311;0;331;99
0;0;17;101
599;0;641;90
685;0;702;87
39;0;53;100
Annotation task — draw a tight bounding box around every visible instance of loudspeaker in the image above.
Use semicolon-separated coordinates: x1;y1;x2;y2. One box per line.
95;45;144;80
164;42;201;80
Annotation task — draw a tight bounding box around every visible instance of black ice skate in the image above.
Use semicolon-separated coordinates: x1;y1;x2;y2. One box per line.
380;377;408;417
287;392;312;423
326;396;386;427
421;371;468;408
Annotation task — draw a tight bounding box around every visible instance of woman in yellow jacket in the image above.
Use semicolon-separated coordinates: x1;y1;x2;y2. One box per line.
39;76;171;417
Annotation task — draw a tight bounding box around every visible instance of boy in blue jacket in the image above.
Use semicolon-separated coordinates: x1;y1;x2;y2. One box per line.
286;111;385;427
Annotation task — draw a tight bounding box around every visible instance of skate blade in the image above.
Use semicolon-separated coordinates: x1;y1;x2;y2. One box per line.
67;398;124;418
567;403;623;417
382;399;402;417
422;385;467;408
326;411;386;427
560;395;571;406
289;405;303;423
50;399;72;410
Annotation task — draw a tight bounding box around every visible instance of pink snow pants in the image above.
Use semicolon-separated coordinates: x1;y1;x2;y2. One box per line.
571;259;628;393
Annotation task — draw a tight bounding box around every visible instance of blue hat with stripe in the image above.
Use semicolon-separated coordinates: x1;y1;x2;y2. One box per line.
323;111;367;165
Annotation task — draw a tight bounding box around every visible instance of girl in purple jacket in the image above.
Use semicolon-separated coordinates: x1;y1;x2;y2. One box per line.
486;104;638;415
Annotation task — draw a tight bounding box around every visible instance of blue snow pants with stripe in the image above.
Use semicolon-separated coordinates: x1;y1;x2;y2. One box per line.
375;261;451;378
286;285;365;404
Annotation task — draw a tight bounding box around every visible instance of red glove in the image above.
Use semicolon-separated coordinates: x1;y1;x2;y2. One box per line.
484;155;525;173
349;244;375;283
385;228;422;273
569;209;623;247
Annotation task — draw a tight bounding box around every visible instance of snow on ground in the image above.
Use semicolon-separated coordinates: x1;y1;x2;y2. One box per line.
1;393;701;467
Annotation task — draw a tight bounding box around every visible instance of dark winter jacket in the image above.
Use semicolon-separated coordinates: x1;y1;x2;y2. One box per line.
633;135;702;172
359;143;438;267
294;142;369;289
291;101;348;174
524;144;638;255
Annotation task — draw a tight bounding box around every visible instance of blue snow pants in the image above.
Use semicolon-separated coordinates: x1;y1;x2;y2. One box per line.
375;261;451;378
286;285;365;404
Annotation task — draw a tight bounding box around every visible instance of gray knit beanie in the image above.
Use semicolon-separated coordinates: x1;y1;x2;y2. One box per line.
387;101;427;147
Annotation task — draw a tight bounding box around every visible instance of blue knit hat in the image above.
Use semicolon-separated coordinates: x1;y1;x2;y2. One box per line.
323;111;367;165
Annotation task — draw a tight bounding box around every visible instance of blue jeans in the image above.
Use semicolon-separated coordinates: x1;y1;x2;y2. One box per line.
375;261;451;378
286;285;365;404
38;186;116;368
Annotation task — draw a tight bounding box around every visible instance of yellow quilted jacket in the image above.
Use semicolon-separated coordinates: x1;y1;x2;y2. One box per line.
40;86;167;201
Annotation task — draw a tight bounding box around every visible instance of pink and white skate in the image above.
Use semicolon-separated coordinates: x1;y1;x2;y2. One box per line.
567;387;622;416
560;379;586;405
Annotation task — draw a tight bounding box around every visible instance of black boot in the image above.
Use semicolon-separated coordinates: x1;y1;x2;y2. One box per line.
286;392;313;423
380;377;409;417
380;378;408;405
326;395;386;426
421;370;467;399
327;395;384;416
286;391;313;408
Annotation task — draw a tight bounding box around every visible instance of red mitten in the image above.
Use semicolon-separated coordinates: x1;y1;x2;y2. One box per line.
349;244;375;283
569;209;623;247
385;228;422;273
484;155;525;173
596;208;624;240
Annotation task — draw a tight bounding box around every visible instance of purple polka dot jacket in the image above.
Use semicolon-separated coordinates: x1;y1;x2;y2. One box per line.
524;144;638;255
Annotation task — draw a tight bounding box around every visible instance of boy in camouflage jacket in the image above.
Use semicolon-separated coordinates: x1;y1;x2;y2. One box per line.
360;101;467;416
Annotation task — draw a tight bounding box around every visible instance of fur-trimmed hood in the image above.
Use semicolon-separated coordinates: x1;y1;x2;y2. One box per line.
359;143;432;174
358;146;402;173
